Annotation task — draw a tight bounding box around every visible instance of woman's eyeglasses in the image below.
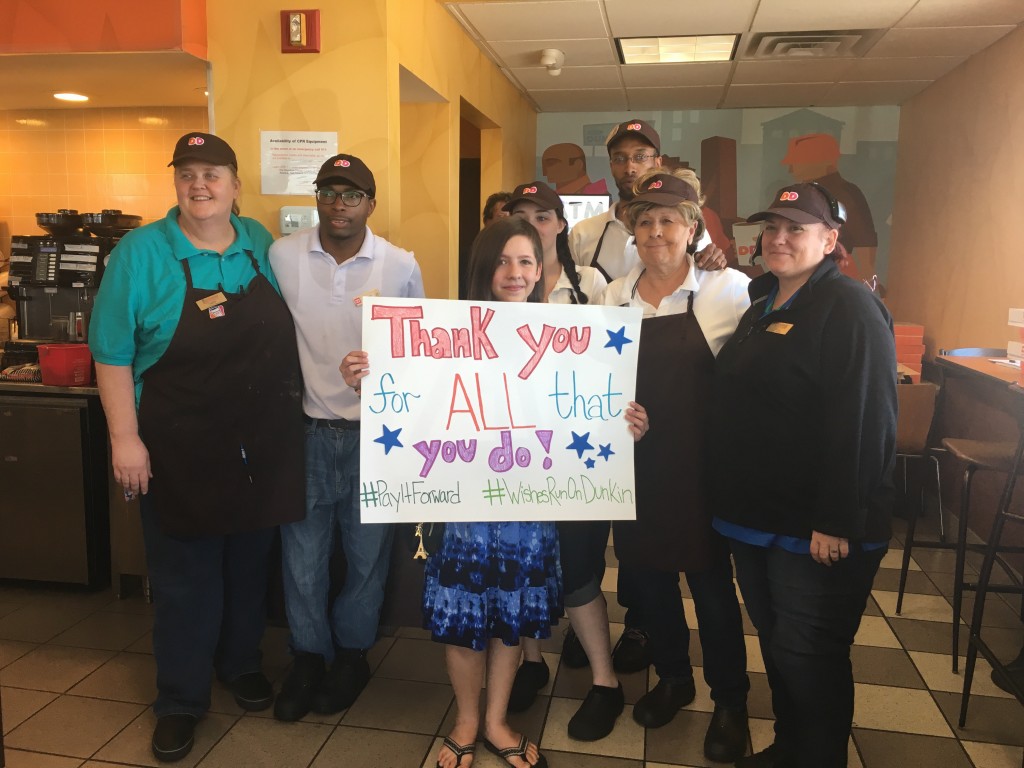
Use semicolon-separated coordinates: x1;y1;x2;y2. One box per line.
315;189;370;206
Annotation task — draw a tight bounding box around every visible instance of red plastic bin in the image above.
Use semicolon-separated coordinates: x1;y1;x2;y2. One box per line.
37;343;93;386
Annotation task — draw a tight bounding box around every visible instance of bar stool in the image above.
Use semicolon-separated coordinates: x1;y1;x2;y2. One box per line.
895;383;945;613
959;404;1024;727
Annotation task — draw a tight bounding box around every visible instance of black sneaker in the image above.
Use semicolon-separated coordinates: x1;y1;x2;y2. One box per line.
561;626;590;669
151;713;197;763
273;652;325;722
508;659;550;713
611;627;650;674
227;670;274;712
703;705;748;763
632;677;696;728
567;683;624;741
311;650;371;714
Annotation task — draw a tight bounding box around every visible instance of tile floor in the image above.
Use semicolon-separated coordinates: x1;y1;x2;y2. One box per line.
1;515;1022;768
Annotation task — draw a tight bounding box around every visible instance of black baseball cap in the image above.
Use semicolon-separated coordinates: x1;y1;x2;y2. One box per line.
747;183;843;229
168;132;237;168
314;154;376;197
503;181;563;213
605;119;660;154
630;173;699;206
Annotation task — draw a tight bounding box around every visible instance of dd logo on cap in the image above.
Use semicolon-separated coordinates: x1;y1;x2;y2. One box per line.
780;191;799;201
524;186;537;194
627;122;642;131
188;136;205;146
334;158;351;167
649;180;663;189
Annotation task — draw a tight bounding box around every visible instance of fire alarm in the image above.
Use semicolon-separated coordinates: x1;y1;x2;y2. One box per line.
280;9;320;53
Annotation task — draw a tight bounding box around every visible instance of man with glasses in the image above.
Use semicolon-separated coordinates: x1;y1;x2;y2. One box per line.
269;153;424;721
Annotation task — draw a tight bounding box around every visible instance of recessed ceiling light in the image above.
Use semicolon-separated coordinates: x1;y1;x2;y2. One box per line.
617;35;738;64
15;118;47;127
54;92;89;102
138;116;169;126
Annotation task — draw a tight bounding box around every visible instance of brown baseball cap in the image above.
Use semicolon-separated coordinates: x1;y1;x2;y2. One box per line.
314;154;376;197
168;132;237;168
503;181;563;213
747;183;843;229
605;119;660;154
630;173;699;206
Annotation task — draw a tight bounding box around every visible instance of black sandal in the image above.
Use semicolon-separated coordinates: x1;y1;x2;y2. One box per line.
482;735;547;768
436;736;475;767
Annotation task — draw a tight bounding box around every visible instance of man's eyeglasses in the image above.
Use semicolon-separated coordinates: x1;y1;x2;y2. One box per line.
609;152;658;166
315;188;370;206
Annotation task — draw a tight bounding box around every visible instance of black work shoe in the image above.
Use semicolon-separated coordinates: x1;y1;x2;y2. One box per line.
632;677;696;728
703;706;748;763
311;650;371;714
612;627;651;674
508;659;550;713
151;713;197;763
274;652;326;722
561;626;590;669
568;683;624;741
228;670;274;712
734;742;798;768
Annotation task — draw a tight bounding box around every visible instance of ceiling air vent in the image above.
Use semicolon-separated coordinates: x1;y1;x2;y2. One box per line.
744;30;884;59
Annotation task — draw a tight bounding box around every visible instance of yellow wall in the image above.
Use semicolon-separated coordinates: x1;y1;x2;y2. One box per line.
0;106;208;257
205;0;536;298
887;25;1024;354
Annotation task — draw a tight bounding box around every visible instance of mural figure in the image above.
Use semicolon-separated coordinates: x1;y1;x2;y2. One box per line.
542;143;609;195
782;133;878;282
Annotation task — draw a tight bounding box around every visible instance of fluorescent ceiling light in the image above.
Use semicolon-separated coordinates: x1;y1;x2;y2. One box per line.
54;92;89;102
617;35;738;64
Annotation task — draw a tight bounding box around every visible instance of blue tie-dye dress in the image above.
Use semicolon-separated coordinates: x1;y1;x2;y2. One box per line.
422;521;563;651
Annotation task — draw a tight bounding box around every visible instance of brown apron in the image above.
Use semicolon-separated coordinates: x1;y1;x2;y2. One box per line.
614;292;719;572
138;251;305;537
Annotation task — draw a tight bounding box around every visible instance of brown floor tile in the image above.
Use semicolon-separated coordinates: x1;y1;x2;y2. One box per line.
69;651;157;704
0;639;37;670
888;617;966;655
851;646;926;688
871;567;941;595
933;691;1024;746
745;672;773;721
644;707;718;768
862;596;883;617
5;693;145;758
851;683;951;737
0;602;96;643
94;709;239;767
125;630;153;654
2;749;83;768
374;636;453;685
960;740;1024;768
50;610;152;651
196;715;333;768
551;660;648;705
312;725;433;767
531;749;643;767
852;728;973;767
912;548;976;575
1;685;57;733
0;644;115;693
604;591;627;624
342;677;452;734
960;595;1024;629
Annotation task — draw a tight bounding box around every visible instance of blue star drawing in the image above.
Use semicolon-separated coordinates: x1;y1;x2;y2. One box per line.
604;326;633;355
584;457;596;469
598;444;615;462
374;425;403;455
566;431;594;459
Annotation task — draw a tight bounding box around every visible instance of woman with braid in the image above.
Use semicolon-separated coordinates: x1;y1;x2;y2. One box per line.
505;181;626;742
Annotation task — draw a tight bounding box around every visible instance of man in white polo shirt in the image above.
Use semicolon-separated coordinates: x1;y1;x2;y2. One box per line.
269;154;424;722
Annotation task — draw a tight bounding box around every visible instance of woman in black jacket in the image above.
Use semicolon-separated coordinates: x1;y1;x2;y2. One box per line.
709;183;897;768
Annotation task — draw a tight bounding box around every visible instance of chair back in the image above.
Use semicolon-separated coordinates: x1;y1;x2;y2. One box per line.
896;382;939;455
938;347;1007;357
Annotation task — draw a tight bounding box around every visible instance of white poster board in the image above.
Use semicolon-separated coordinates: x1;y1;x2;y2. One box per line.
260;131;338;195
359;297;642;523
559;195;611;231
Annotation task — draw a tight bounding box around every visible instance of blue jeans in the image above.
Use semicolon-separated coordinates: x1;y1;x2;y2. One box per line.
281;423;393;659
730;540;885;768
140;495;274;718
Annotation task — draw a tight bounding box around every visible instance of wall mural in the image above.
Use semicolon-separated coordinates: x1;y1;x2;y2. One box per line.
537;107;899;286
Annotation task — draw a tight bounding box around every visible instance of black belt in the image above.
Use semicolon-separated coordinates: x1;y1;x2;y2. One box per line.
303;414;360;431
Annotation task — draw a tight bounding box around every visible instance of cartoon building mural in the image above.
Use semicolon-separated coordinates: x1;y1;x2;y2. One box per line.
541;143;609;195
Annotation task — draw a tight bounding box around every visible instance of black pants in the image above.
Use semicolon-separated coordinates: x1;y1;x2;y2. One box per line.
629;550;749;709
730;540;885;768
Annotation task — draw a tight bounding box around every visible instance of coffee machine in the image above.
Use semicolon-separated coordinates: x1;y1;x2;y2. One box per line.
7;209;140;341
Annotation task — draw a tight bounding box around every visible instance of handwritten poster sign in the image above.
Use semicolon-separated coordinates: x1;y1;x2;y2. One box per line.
359;297;643;523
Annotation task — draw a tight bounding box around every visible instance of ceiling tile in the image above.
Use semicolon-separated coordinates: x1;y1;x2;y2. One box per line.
604;0;758;37
866;26;1017;58
732;59;855;84
843;56;965;81
627;86;725;110
896;0;1024;28
721;82;833;108
511;65;622;90
531;88;629;112
490;38;618;68
750;0;918;32
619;62;733;87
456;1;608;42
816;80;932;105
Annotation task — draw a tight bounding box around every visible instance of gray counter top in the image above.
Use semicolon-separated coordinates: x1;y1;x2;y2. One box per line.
0;381;99;396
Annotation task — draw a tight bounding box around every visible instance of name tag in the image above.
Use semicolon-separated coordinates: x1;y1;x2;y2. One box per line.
354;289;380;307
766;322;793;335
196;291;227;311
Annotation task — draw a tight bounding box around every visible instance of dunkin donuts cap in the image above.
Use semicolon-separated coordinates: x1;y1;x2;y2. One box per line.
605;119;661;154
168;132;237;168
630;173;699;207
746;183;843;229
314;154;376;197
502;180;563;213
